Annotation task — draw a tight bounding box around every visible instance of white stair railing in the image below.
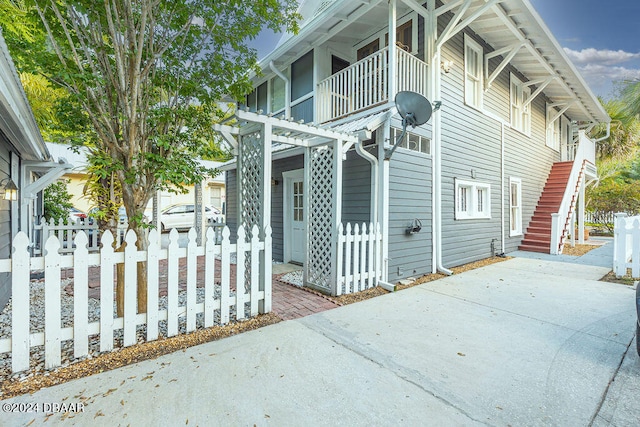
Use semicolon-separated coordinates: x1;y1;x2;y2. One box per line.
550;130;594;254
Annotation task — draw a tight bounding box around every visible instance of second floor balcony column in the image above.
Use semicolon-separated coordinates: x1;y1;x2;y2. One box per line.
388;0;397;102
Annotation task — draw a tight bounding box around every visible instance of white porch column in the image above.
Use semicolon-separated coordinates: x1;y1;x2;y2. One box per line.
578;177;585;244
330;138;344;295
259;122;273;313
388;0;397;102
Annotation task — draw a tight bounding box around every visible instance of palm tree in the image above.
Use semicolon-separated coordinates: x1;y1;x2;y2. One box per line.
592;97;640;161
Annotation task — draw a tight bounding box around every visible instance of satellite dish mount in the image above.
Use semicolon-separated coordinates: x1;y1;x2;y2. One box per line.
385;91;440;160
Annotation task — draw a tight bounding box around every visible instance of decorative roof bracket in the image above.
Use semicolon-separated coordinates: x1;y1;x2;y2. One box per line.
437;0;502;50
547;101;576;127
484;41;526;90
522;76;556;108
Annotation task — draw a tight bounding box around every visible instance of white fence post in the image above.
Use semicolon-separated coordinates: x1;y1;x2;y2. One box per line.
11;233;31;372
220;226;231;324
147;229;160;341
167;229;180;337
235;226;246;321
100;231;115;352
613;213;627;277
204;227;217;327
250;225;260;317
44;235;62;369
73;231;89;359
186;229;198;332
123;230;137;347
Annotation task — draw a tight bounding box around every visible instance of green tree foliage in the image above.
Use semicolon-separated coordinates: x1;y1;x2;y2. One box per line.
9;0;299;313
43;180;73;223
587;178;640;233
591;97;640;161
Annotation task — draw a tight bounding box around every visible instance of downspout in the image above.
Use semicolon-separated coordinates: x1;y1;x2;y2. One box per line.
500;122;505;255
355;137;379;227
433;47;452;276
593;121;611;143
426;0;452;276
269;61;290;119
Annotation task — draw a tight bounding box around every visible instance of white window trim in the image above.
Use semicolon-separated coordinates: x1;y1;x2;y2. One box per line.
464;34;483;109
455;178;491;220
510;73;531;135
509;177;522;237
390;127;431;156
546;103;562;151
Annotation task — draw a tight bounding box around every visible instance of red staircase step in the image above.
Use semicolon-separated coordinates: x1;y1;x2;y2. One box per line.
519;161;579;254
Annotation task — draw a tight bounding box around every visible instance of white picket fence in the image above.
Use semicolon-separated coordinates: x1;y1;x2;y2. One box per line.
613;213;640;278
335;222;382;295
0;224;271;373
32;217;127;255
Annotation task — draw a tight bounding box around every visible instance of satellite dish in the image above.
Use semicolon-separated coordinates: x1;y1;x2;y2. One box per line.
386;91;437;159
395;91;433;127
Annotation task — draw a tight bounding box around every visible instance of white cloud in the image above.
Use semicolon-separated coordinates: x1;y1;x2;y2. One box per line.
577;64;640;82
564;47;640;66
562;48;640;97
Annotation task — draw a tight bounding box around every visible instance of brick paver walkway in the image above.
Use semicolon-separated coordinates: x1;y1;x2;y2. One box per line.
61;258;339;320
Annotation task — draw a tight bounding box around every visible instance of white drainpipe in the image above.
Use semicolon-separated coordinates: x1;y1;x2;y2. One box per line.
593;121;611;143
355;139;379;227
269;61;290;119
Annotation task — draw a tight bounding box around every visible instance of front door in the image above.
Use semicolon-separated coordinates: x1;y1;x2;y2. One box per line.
283;169;305;264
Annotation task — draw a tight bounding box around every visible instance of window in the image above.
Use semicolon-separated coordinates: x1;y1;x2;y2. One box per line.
270;75;285;114
390;127;431;154
509;177;522;236
546;104;561;151
291;50;314;101
464;34;483;109
455;179;491;220
384;20;413;52
245;81;268;113
510;74;531;134
357;39;380;61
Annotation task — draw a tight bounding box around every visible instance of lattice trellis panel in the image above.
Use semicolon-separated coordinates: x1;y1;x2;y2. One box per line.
306;145;335;292
239;131;264;293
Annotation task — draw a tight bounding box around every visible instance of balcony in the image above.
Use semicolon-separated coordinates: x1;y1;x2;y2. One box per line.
316;47;429;123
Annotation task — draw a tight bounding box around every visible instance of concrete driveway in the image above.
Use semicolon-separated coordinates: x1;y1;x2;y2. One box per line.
2;257;637;426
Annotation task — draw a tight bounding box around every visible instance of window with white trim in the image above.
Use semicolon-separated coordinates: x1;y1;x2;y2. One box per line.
455;179;491;220
509;177;522;236
390;127;431;155
510;74;531;134
546;104;561;151
464;34;483;109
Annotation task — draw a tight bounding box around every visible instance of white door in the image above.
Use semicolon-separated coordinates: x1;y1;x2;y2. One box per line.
283;169;305;264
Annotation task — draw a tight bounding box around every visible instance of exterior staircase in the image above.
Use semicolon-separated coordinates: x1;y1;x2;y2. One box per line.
519;161;577;253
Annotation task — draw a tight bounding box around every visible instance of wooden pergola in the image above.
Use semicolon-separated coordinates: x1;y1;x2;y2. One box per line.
215;109;359;294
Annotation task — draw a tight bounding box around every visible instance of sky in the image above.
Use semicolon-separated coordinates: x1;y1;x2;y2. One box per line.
250;0;640;100
529;0;640;99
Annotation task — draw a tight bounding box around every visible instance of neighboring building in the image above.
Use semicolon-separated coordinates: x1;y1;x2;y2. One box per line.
222;0;609;294
46;143;227;217
0;29;71;307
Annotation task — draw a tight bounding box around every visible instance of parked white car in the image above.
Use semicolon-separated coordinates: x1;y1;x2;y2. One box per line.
159;204;222;231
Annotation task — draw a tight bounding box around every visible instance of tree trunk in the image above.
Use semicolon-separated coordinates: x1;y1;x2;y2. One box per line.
115;221;149;316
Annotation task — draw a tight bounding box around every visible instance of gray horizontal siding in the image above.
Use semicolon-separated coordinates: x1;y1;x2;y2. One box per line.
342;148;372;225
0;141;12;308
435;23;561;267
388;147;433;282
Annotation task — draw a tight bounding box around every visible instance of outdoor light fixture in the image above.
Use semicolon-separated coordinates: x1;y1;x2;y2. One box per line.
0;177;18;201
386;91;439;160
441;60;454;73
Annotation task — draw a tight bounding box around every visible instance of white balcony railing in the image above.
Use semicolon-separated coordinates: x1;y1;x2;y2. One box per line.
316;47;429;123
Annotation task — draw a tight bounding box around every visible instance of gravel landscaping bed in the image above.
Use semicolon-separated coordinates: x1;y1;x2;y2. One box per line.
0;276;243;387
